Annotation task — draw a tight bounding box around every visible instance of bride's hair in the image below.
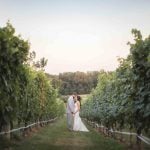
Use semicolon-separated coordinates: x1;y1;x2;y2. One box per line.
77;95;81;101
77;95;81;107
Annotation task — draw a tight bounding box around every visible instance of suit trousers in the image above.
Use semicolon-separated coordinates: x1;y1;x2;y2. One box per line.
67;113;74;130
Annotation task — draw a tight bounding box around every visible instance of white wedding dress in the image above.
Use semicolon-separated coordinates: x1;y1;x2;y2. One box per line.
73;102;89;132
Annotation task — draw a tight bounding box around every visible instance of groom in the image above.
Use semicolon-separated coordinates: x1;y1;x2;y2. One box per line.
66;93;76;130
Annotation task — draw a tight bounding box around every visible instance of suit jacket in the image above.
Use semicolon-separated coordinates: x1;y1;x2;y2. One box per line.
66;96;75;114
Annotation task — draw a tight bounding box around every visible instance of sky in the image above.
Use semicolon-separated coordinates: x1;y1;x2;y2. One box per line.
0;0;150;74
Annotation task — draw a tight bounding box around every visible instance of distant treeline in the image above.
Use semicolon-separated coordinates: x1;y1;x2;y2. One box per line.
46;71;99;95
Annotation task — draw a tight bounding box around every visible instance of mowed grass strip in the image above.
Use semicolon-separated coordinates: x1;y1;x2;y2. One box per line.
7;117;126;150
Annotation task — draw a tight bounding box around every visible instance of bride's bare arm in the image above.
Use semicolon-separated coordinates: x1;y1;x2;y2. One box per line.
74;101;80;114
77;101;80;110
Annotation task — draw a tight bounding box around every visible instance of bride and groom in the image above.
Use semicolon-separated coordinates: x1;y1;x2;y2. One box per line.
66;94;89;132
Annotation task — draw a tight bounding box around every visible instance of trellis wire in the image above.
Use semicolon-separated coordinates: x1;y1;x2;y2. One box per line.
0;117;57;135
84;119;150;145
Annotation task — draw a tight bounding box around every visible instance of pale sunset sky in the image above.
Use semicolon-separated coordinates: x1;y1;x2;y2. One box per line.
0;0;150;74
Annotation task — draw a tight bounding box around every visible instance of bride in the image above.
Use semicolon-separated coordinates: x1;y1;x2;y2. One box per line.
73;95;89;132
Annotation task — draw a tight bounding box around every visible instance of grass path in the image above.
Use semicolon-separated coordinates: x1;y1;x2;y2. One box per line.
10;117;126;150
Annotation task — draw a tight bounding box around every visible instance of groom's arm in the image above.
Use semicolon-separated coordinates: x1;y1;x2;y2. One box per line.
67;98;73;113
69;99;74;113
68;104;73;113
